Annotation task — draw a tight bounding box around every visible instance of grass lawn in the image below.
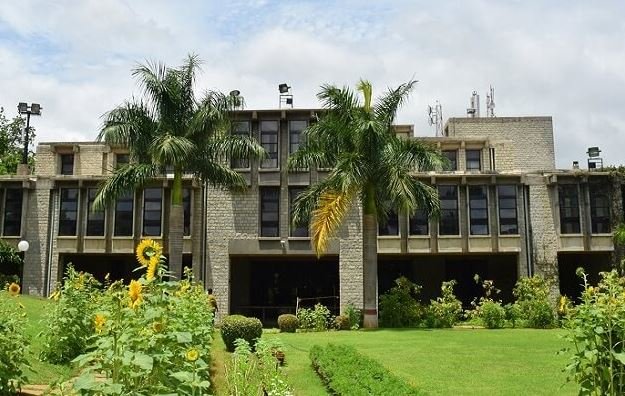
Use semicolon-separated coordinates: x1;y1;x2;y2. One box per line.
9;294;74;385
262;328;577;396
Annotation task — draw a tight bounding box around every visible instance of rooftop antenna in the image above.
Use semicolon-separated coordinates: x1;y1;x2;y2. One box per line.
486;86;495;117
428;101;443;136
466;91;480;118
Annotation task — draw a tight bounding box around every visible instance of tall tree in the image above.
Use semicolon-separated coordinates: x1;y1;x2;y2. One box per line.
95;54;264;278
0;107;36;174
289;79;445;327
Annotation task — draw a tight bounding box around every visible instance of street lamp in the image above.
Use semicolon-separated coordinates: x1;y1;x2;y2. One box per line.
17;240;29;253
17;102;42;165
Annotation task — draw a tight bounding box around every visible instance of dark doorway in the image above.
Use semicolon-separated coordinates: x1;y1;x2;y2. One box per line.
558;252;612;302
230;256;339;325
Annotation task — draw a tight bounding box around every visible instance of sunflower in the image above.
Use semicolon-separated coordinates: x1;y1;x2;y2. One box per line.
128;279;143;308
94;314;107;334
8;282;20;296
185;348;199;362
146;256;159;281
135;239;163;267
152;321;164;333
49;290;61;301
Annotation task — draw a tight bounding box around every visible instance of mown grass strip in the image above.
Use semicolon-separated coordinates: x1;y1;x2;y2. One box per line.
309;343;424;396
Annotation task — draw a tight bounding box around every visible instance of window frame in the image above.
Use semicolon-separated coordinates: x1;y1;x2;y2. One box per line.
288;120;308;155
2;188;23;237
408;208;429;236
497;185;519;235
85;188;105;237
115;153;130;169
438;185;460;235
442;150;458;171
559;184;581;234
589;185;611;234
142;187;163;237
289;186;309;237
260;120;279;169
465;149;482;171
58;188;79;236
183;187;192;237
468;185;489;236
378;209;400;236
260;187;280;237
231;121;251;169
60;153;75;175
114;192;135;237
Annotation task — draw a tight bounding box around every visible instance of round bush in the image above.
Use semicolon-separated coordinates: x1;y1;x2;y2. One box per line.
220;315;263;352
481;301;506;329
277;314;298;333
334;315;350;330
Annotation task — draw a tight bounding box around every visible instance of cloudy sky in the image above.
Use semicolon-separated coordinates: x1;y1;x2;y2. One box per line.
0;0;623;168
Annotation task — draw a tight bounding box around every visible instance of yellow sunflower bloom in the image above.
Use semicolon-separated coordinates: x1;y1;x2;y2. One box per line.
128;280;143;308
146;256;159;281
8;282;20;296
94;314;107;334
135;239;163;267
185;348;199;362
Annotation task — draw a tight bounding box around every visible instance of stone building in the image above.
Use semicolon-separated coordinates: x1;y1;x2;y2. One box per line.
0;108;623;324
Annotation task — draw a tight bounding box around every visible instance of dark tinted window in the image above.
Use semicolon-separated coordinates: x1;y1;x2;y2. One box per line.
559;184;580;234
469;185;489;235
60;154;74;175
114;193;134;236
2;189;22;236
590;185;611;234
409;208;429;235
143;188;162;236
466;150;481;171
59;188;79;236
379;210;399;236
289;187;308;237
86;188;105;236
260;121;279;169
289;120;307;154
116;154;129;169
231;121;250;169
439;185;459;235
260;187;279;237
442;150;457;171
183;188;191;236
497;185;518;235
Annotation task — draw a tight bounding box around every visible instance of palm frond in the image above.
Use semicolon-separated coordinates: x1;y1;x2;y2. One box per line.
291;179;335;228
93;163;159;210
386;137;446;172
374;79;417;126
356;79;373;112
150;134;195;167
192;159;248;190
202;133;266;163
310;189;355;256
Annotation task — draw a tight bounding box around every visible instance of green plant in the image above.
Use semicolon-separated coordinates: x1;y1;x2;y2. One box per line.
221;315;263;352
40;265;101;364
563;268;625;395
512;276;555;329
277;314;298;333
0;240;22;287
225;338;293;396
344;303;362;330
0;290;29;394
297;303;331;331
426;280;462;328
469;276;505;329
334;315;350;330
68;245;214;395
504;303;522;328
379;277;424;328
309;343;422;395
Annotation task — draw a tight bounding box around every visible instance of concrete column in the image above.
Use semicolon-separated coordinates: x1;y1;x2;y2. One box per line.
338;204;364;316
22;178;52;295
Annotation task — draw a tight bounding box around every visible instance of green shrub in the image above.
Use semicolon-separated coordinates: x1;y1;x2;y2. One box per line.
480;300;506;329
297;303;331;331
40;266;101;364
0;240;22;287
310;344;422;395
379;277;423;328
504;303;522;328
221;315;263;352
426;280;462;328
512;276;555;329
0;290;29;394
277;314;298;333
344;303;362;330
334;315;350;330
563;269;625;395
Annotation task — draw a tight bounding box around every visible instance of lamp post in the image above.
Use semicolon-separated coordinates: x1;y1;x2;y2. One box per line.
17;102;42;165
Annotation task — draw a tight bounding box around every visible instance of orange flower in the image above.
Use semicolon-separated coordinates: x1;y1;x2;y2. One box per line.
8;282;20;296
128;280;143;308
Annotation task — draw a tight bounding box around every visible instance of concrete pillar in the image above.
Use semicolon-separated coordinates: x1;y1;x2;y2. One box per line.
22;178;52;295
338;204;364;316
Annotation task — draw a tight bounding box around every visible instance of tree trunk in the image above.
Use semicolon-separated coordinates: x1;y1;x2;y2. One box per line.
362;212;379;328
168;169;184;278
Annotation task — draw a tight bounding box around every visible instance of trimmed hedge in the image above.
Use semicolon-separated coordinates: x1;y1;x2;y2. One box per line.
310;344;422;396
220;315;263;352
277;314;298;333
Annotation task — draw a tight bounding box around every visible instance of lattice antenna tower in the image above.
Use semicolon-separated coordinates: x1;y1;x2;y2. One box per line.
486;85;496;117
428;100;444;136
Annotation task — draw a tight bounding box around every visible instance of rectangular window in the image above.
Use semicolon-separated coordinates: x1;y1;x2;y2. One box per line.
60;154;74;175
559;184;580;234
59;188;79;236
86;188;105;236
409;209;429;235
183;188;191;236
115;153;129;169
497;185;518;235
289;120;307;154
469;185;489;235
260;121;279;169
379;210;399;236
289;187;309;237
439;185;459;235
442;150;458;171
589;185;611;234
143;188;162;237
260;187;280;237
231;121;250;169
466;150;481;171
114;193;134;236
2;189;23;236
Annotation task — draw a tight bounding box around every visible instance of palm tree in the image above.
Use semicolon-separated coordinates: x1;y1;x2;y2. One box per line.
94;54;264;278
288;79;445;327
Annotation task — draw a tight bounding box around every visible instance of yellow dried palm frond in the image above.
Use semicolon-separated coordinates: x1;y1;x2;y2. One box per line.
311;190;354;257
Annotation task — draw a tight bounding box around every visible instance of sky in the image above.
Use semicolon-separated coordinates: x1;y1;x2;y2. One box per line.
0;0;624;169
